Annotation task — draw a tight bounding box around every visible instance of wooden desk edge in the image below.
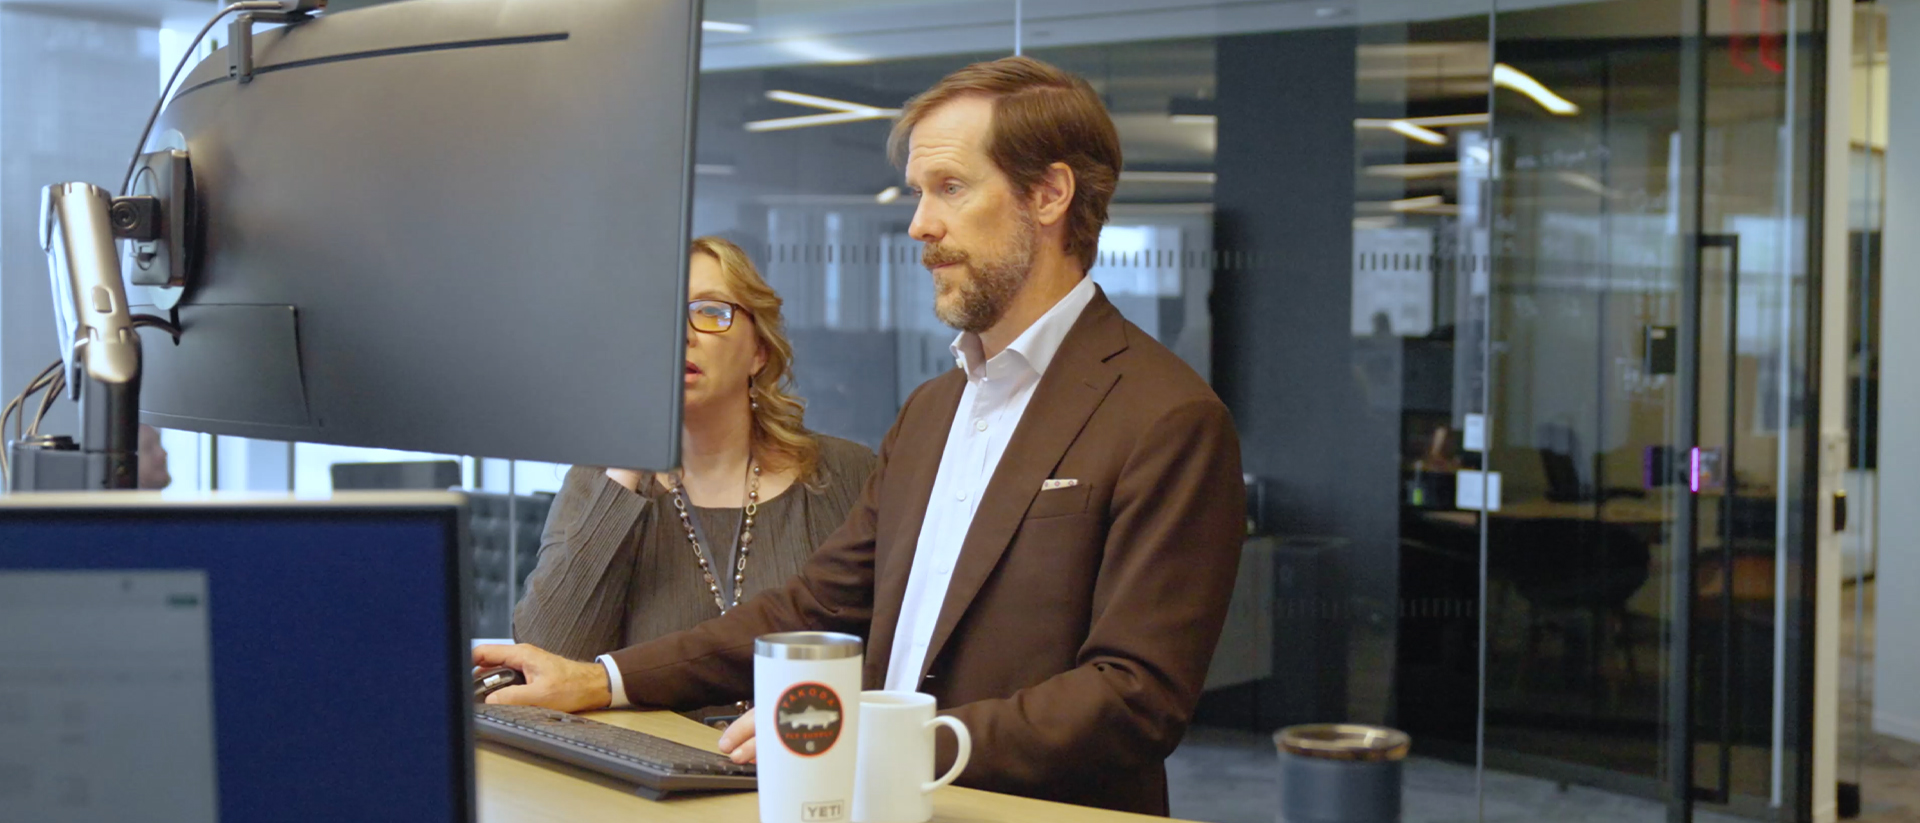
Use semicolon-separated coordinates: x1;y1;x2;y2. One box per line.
476;708;1187;823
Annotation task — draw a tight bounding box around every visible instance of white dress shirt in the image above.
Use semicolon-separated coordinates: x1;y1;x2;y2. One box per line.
599;277;1096;708
881;275;1098;692
599;652;630;707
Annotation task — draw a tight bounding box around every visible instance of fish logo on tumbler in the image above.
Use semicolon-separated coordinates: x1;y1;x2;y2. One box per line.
776;682;844;756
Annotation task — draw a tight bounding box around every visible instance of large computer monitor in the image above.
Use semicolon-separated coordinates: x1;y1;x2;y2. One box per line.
128;0;699;470
0;493;472;822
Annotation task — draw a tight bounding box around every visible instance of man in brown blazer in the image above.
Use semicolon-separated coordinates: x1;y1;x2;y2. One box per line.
474;55;1245;816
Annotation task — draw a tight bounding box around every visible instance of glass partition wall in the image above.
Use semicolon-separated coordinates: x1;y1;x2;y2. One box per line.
1479;0;1821;820
80;0;1830;818
683;2;1825;821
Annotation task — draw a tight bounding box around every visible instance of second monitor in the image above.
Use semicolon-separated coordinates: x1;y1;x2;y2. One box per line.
0;492;473;822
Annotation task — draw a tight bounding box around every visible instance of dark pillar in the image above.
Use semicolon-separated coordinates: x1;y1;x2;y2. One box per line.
1210;27;1401;730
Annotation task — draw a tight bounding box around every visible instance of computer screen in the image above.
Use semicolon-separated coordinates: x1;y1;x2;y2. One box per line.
0;494;471;822
128;0;700;471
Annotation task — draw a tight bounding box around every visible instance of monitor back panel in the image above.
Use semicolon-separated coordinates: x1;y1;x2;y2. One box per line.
136;0;697;470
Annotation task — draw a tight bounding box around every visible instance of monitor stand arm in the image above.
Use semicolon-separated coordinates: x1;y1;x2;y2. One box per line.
9;183;145;492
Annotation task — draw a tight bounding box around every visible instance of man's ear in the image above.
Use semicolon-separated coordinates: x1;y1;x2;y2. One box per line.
1030;161;1075;227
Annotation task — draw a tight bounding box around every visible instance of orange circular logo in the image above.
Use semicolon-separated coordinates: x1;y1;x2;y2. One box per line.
774;682;843;757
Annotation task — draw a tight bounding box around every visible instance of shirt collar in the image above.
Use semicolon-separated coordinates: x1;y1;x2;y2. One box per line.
950;275;1098;381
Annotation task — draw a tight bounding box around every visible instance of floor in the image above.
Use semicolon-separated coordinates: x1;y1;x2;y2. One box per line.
1164;579;1920;823
1167;725;1745;823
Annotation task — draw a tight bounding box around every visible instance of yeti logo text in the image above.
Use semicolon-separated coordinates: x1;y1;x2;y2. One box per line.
802;800;845;821
775;682;843;756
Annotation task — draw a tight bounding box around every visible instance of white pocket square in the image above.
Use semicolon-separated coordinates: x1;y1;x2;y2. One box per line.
1041;478;1079;490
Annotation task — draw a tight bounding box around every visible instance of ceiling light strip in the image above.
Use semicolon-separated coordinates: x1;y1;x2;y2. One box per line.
1354;118;1447;146
1492;64;1580;115
1365;162;1463;178
745;109;898;132
765;89;879;113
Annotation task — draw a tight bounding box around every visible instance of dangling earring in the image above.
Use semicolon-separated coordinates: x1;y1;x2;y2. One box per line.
748;377;759;412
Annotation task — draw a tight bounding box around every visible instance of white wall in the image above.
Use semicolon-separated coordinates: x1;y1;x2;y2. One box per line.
1873;0;1920;747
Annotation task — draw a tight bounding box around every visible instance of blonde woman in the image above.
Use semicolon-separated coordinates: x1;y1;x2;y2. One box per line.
512;237;877;720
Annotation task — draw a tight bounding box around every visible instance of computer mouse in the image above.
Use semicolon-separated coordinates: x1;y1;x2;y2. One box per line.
473;665;525;703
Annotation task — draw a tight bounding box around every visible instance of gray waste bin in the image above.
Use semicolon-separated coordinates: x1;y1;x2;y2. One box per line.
1274;724;1409;823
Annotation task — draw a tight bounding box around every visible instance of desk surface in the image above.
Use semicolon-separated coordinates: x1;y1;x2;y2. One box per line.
1420;498;1672;528
477;709;1178;823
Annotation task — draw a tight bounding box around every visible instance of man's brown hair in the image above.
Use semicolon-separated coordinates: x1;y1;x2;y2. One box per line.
888;56;1122;272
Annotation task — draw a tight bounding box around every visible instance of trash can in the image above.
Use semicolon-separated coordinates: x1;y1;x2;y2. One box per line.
1273;724;1410;823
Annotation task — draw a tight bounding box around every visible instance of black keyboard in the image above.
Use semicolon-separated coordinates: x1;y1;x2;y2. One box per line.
474;704;756;799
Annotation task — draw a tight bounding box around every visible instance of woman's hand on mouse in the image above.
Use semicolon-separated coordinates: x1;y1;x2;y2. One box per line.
471;643;612;713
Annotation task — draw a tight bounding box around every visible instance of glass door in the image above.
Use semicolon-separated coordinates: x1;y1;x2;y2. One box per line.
1480;0;1821;819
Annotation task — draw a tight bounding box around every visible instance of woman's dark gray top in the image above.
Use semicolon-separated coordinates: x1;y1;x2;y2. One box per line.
513;435;877;663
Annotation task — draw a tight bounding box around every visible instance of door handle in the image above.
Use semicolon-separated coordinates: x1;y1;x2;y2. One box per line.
1835;490;1848;532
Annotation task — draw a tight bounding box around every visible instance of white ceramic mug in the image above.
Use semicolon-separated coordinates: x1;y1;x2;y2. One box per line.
754;632;864;823
850;691;971;823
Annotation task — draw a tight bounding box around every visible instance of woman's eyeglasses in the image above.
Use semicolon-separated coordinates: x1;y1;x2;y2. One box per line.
688;299;750;334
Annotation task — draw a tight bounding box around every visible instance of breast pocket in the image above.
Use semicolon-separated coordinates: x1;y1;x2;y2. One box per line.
1026;482;1091;519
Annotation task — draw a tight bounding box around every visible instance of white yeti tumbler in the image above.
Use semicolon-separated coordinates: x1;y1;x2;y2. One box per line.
753;632;863;823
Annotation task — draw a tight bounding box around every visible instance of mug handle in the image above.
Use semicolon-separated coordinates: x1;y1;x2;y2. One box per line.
920;715;971;793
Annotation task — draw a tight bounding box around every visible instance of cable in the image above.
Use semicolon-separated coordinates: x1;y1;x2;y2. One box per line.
120;1;289;195
132;314;183;342
0;359;63;486
1;319;178;487
27;371;66;441
6;361;60;443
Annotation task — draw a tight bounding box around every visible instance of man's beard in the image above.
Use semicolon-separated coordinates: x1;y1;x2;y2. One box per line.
922;207;1037;334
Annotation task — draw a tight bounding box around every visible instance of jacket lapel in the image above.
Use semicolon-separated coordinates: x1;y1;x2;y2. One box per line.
864;371;965;684
915;290;1130;681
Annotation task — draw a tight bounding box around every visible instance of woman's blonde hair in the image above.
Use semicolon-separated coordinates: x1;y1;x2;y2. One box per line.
691;236;820;483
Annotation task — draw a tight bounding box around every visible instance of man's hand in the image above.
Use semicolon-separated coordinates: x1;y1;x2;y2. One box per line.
471;643;612;713
717;712;758;764
137;424;170;490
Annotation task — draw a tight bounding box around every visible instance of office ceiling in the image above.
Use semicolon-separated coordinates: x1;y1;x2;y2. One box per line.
699;0;1594;73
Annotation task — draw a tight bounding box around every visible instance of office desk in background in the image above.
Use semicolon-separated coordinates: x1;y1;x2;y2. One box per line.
478;709;1181;823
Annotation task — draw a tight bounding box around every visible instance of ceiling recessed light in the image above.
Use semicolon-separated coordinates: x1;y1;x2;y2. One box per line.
748;90;901;132
1403;113;1491;127
779;38;870;65
1169;114;1218;126
1492;64;1579;115
1387;121;1447;145
746;110;895;132
702;20;752;33
765;90;882;113
875;187;901;204
1354;118;1447;146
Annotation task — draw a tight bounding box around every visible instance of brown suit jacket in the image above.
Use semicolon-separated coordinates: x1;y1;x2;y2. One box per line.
608;287;1246;815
